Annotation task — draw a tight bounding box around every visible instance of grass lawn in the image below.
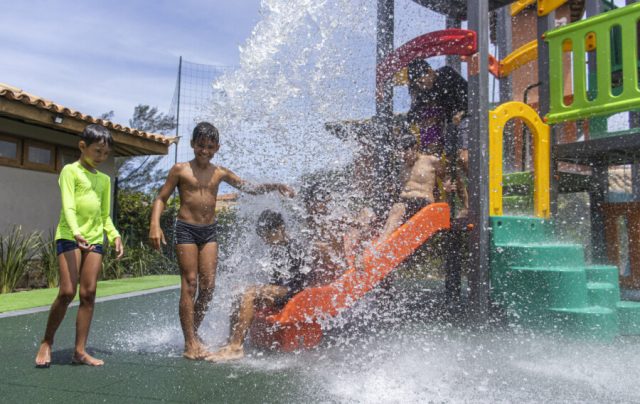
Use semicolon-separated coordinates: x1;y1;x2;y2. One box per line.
0;274;180;313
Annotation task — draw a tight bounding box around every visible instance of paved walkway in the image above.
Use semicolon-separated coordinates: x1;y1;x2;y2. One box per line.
0;289;310;403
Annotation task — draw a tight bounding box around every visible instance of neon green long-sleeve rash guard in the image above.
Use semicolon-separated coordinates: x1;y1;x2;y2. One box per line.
54;161;120;245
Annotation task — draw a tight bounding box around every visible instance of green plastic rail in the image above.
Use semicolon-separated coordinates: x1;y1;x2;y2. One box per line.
545;3;640;124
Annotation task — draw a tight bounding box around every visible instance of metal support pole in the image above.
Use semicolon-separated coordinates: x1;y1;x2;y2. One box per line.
591;165;609;263
444;16;464;307
496;6;512;104
632;112;640;201
537;11;555;215
446;17;462;73
174;56;182;165
585;1;608;262
376;0;394;119
467;0;491;321
496;5;514;170
629;1;640;201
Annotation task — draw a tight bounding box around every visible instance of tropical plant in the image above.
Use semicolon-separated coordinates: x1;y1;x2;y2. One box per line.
100;236;178;280
116;190;179;255
101;235;132;280
38;232;59;288
0;226;42;293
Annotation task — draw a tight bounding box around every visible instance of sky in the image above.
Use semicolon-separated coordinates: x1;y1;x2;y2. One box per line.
1;0;262;126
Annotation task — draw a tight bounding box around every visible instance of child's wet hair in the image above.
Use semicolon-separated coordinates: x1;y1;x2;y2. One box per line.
192;122;220;144
256;210;285;237
398;132;417;151
81;124;113;147
407;59;432;83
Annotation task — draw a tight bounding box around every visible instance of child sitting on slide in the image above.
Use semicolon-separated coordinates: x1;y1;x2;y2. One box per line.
205;210;313;363
377;132;454;243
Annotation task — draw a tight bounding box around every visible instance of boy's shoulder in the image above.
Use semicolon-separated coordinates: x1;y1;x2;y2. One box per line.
169;161;193;176
59;161;77;175
61;160;81;171
170;161;226;181
95;169;111;181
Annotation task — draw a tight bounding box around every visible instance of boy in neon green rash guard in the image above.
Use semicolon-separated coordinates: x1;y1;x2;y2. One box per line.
35;124;124;368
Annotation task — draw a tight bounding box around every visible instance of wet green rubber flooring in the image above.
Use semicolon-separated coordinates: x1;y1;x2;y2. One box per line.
0;290;312;403
4;284;640;403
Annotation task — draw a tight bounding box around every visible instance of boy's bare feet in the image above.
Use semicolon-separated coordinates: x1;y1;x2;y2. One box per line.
183;341;211;360
205;345;244;363
35;342;52;368
72;351;104;366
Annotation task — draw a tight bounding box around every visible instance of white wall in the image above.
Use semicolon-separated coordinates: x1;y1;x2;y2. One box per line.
0;117;117;239
0;158;116;239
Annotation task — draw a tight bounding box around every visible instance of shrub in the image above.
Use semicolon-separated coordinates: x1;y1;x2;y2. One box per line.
38;232;59;288
101;236;178;280
116;190;178;255
0;226;42;293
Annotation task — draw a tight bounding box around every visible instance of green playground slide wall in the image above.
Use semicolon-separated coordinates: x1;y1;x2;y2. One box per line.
489;216;640;339
545;2;640;124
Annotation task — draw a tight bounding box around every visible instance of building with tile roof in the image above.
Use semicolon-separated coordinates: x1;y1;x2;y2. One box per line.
0;83;176;236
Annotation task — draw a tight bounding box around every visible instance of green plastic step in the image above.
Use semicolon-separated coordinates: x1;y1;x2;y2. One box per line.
548;306;619;340
499;266;589;312
586;282;620;309
494;244;585;269
617;300;640;335
585;265;619;285
491;216;554;245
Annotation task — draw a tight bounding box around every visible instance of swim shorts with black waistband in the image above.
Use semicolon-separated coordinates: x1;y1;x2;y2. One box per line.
174;220;217;246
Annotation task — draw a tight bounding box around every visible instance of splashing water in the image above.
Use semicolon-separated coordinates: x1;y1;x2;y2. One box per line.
113;1;640;402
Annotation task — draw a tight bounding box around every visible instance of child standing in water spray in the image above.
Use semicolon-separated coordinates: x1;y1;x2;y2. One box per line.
149;122;294;360
35;124;124;368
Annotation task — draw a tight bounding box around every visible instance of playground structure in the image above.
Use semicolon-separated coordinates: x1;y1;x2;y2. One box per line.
251;0;640;350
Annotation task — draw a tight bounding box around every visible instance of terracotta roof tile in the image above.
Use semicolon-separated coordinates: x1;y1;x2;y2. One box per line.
0;83;176;146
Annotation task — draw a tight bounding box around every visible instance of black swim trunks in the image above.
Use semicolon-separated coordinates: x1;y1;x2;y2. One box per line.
56;239;104;255
174;220;217;246
401;197;431;221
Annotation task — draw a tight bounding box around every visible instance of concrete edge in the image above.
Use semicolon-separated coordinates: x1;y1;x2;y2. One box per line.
0;284;179;319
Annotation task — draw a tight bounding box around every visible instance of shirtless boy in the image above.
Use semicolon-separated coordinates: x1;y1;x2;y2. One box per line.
149;122;294;360
206;210;311;362
378;133;451;242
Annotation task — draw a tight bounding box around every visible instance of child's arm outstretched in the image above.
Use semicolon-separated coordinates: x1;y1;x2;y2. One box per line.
149;165;180;250
221;167;295;197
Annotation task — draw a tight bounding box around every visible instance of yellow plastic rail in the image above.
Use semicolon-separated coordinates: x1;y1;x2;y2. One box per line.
500;40;538;77
511;0;569;17
489;102;550;218
538;0;568;16
511;0;535;16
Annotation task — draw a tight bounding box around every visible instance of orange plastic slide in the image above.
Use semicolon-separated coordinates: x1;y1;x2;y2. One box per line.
250;203;450;351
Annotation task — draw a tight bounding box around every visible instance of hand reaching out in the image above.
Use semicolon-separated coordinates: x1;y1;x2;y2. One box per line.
278;184;296;198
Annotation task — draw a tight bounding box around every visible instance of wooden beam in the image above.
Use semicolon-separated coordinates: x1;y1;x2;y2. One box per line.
0;98;169;156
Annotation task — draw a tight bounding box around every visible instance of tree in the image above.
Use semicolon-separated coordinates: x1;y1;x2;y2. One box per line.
117;105;176;191
99;111;115;121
